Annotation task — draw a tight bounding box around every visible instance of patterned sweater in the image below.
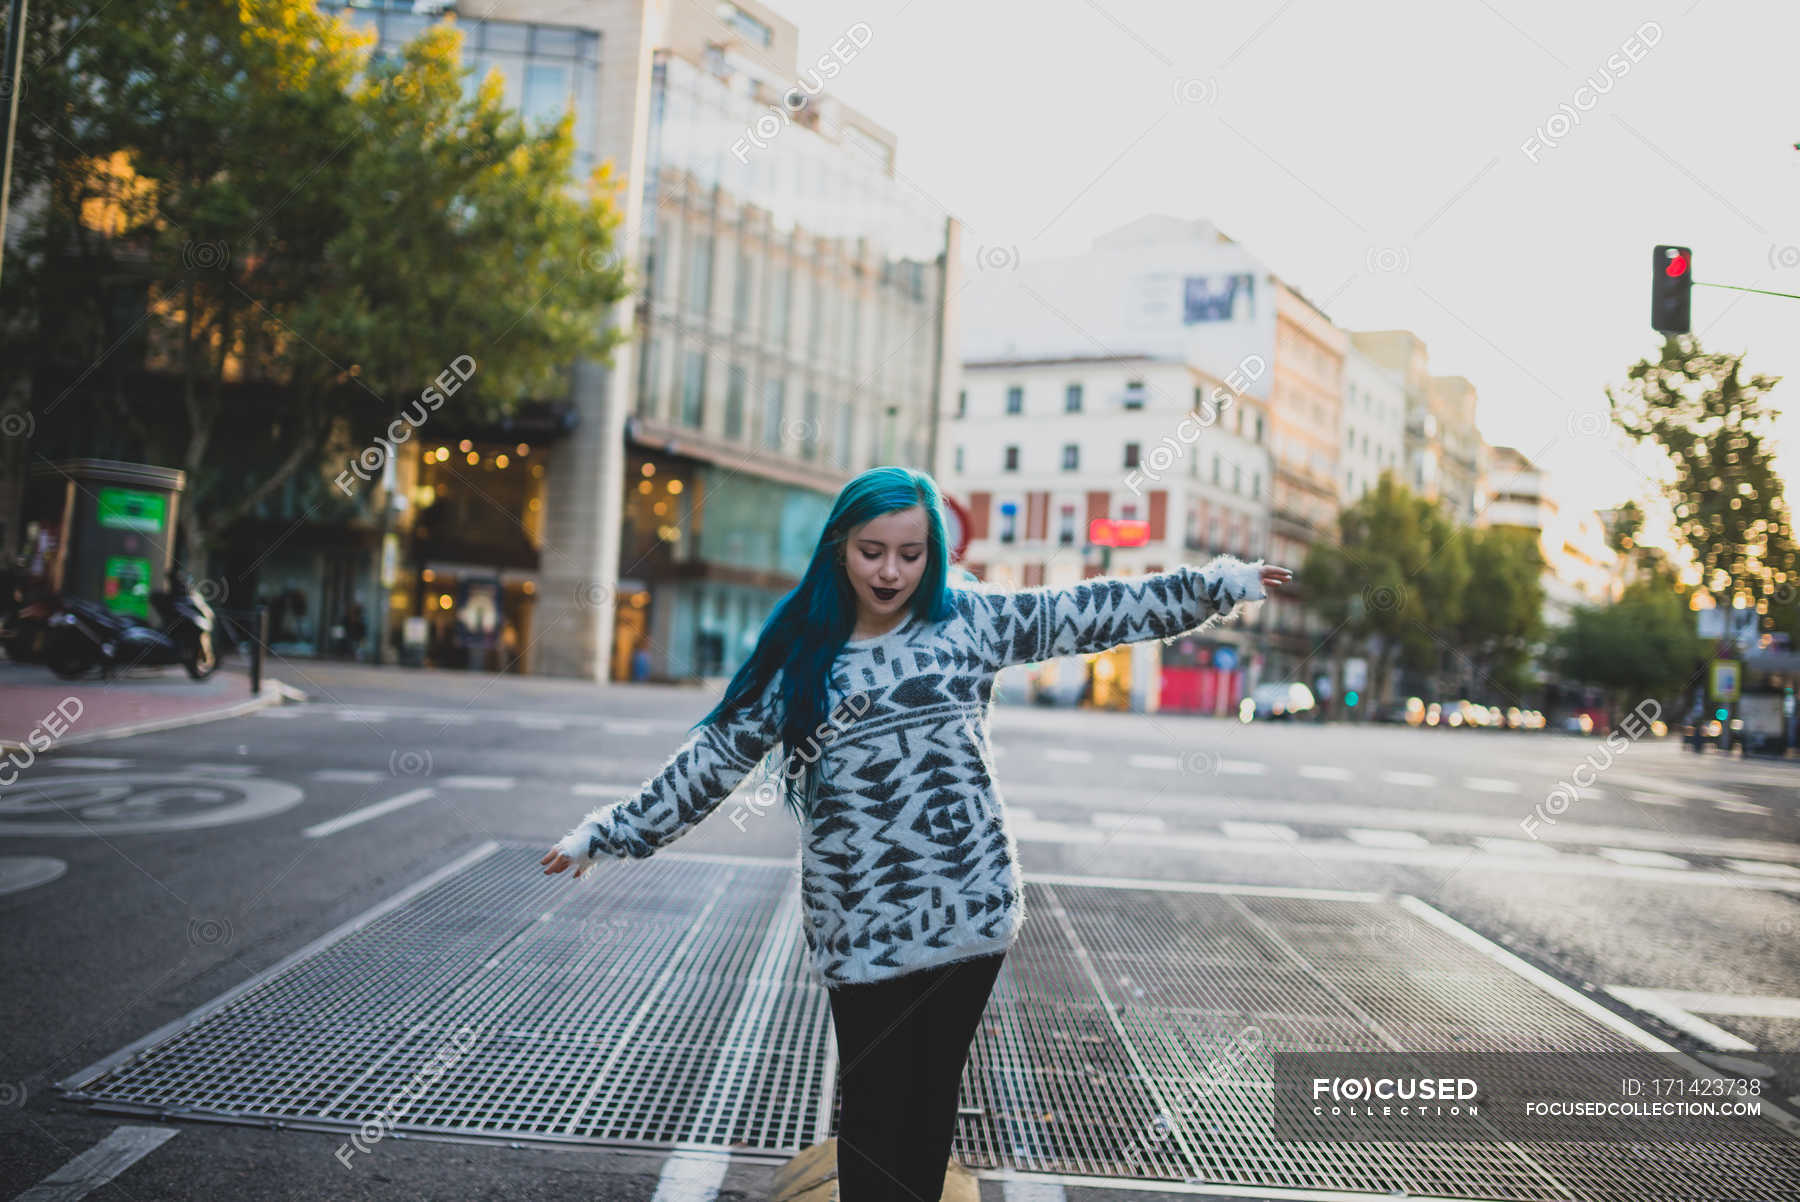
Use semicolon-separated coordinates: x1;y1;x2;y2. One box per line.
554;555;1268;988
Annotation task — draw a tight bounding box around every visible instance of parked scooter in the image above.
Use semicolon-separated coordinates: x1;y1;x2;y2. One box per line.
44;568;220;680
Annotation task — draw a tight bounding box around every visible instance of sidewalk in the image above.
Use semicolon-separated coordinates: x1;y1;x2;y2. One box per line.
0;661;304;753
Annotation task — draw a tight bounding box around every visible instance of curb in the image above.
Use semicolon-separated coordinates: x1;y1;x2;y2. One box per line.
0;676;308;755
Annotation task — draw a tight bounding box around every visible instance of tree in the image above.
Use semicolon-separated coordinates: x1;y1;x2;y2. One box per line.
0;1;632;572
1607;335;1798;643
1301;469;1471;709
1552;576;1706;719
1447;525;1545;701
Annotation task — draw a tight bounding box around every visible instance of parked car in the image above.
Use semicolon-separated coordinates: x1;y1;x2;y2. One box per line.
1242;681;1316;721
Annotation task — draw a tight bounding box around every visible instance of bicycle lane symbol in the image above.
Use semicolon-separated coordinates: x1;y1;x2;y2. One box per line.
0;775;305;835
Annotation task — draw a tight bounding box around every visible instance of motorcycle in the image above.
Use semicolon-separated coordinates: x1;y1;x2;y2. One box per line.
44;568;220;681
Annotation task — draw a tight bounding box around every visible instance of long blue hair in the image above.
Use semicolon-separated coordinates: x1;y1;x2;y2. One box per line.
690;466;959;826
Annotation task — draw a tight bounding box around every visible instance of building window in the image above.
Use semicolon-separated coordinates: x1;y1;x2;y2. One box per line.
1124;442;1139;469
680;349;706;427
724;364;747;439
1003;444;1020;471
766;265;790;345
1059;504;1076;545
762;378;785;451
803;390;820;458
637;335;661;418
1065;383;1083;412
1122;379;1147;409
1253;470;1261;499
1212;454;1221;485
999;503;1017;543
1006;386;1023;414
1062;443;1079;470
686;233;712;319
954;445;964;473
957;389;967;418
1255;414;1264;443
1233;464;1242;494
1121;503;1138;521
732;250;754;330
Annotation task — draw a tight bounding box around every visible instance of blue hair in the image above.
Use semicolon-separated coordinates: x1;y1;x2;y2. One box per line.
690;465;959;827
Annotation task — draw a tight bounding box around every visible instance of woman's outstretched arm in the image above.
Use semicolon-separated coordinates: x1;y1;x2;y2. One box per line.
542;669;785;879
964;555;1289;670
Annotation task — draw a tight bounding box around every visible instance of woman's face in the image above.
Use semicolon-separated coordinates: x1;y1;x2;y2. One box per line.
843;506;929;624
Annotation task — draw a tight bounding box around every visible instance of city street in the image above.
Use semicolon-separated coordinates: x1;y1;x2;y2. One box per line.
2;664;1796;1199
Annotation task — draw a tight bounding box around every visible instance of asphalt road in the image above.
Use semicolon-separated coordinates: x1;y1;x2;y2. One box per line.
3;661;1796;1200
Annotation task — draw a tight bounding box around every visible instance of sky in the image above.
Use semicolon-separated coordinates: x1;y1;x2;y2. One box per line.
764;0;1797;557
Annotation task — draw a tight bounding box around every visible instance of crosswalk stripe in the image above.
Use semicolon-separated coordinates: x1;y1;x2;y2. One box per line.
1380;770;1435;786
1127;753;1180;769
1345;828;1432;848
45;756;132;769
313;769;387;783
437;775;514;791
1596;847;1690;869
1093;812;1167;833
1299;764;1353;781
1474;836;1560;858
1464;777;1521;793
1222;820;1299;842
1713;799;1773;816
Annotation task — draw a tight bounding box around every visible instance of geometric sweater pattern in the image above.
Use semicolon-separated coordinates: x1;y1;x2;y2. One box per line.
554;555;1267;988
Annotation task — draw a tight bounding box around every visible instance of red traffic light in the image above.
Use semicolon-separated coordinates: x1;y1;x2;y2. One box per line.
1664;251;1690;277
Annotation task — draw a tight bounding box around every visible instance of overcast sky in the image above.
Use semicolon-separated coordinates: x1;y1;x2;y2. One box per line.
766;0;1796;556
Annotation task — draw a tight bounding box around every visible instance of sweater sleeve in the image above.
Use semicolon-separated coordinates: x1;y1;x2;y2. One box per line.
965;554;1267;670
552;669;785;876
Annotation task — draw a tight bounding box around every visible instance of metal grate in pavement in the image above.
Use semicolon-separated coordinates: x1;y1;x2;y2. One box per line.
60;845;1800;1198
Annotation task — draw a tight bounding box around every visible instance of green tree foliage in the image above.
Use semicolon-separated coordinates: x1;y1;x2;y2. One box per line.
0;1;631;567
1552;575;1706;712
1300;469;1471;707
1607;335;1798;643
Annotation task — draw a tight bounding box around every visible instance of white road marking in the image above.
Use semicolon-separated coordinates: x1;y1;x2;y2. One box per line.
1380;770;1435;787
436;775;514;791
1464;777;1520;794
1216;759;1266;775
1595;847;1691;869
649;1147;729;1202
1628;791;1685;807
44;756;131;769
605;720;658;735
1093;812;1167;834
334;710;390;722
1006;807;1037;823
575;782;642;797
1127;753;1180;770
515;716;567;730
1604;986;1760;1052
1345;828;1432;848
432;714;479;726
15;1124;178;1201
1221;820;1299;842
1044;748;1093;764
304;788;435;838
251;708;303;718
1474;837;1560;858
312;769;387;783
1723;859;1800;878
1712;798;1773;816
180;763;259;776
1298;764;1353;781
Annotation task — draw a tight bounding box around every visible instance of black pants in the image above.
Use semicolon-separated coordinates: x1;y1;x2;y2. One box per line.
826;951;1006;1202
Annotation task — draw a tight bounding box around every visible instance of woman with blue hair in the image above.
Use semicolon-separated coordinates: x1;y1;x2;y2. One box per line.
544;465;1290;1197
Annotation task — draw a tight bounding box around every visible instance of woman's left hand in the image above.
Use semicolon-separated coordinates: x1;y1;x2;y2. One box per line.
1260;564;1295;591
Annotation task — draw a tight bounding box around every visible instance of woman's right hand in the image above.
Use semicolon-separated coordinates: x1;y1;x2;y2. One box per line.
540;847;583;878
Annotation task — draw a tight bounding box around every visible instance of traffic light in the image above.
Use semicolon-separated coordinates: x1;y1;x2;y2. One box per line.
1651;244;1692;334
